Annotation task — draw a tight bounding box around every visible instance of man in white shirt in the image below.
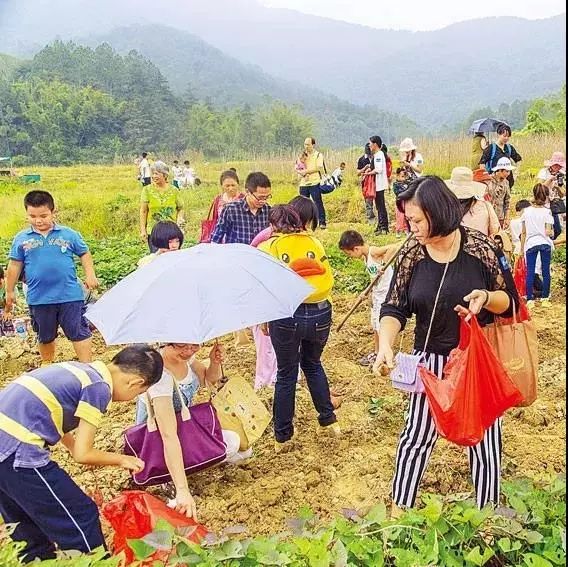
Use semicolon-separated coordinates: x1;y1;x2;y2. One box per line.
172;160;184;189
139;152;151;186
182;160;196;188
368;135;389;234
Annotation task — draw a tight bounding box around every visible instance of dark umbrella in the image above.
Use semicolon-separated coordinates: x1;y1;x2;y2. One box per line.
468;118;507;135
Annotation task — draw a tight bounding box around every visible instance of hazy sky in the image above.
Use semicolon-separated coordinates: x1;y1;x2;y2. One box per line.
260;0;566;31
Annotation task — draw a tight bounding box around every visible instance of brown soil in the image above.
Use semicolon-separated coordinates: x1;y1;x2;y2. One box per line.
0;292;565;540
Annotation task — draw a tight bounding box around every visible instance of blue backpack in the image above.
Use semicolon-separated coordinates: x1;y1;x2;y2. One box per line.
485;143;512;173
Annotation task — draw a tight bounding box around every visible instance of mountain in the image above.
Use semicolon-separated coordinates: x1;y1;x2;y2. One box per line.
0;0;565;128
0;53;22;80
85;25;420;146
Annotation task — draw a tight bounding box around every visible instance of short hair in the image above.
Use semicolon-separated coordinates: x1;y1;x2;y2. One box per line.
396;176;462;238
268;205;303;234
515;199;531;212
111;345;163;386
340;162;346;167
142;152;148;158
24;190;55;211
220;170;239;186
183;160;190;165
245;172;271;193
149;221;184;249
173;160;179;164
369;135;383;147
496;123;512;136
288;195;318;231
151;160;169;178
533;183;549;206
338;230;365;250
395;166;406;175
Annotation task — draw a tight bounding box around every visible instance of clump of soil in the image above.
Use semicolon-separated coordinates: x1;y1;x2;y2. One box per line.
0;295;565;540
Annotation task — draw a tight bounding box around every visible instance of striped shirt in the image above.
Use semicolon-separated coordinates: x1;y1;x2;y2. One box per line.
0;361;113;468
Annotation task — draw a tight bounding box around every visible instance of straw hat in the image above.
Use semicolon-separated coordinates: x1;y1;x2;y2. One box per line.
491;157;516;172
472;167;492;183
445;167;487;199
544;151;566;169
399;138;417;153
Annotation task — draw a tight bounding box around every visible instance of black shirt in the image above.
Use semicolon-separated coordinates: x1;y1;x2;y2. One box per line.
380;227;519;356
479;143;522;188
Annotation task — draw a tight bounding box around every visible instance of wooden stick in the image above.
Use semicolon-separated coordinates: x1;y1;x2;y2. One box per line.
336;233;413;332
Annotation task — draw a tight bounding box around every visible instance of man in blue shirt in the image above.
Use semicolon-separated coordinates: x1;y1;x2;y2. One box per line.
211;172;271;244
3;190;99;365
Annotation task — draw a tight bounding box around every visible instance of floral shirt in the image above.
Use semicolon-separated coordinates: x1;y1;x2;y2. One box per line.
487;177;510;221
140;185;182;230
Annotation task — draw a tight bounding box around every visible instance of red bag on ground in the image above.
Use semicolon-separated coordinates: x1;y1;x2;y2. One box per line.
102;490;208;565
420;316;524;446
513;256;527;297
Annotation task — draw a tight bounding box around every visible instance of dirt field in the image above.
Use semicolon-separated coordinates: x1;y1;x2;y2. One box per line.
0;292;565;541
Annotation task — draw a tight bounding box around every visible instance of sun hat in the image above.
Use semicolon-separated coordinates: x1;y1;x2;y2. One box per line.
491;157;516;172
544;151;566;169
399;138;417;153
472;167;492;183
150;160;170;177
445;167;487;200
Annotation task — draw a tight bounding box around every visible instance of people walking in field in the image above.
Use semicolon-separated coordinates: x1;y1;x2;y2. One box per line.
259;207;339;451
172;160;184;189
182;160;199;188
487;157;514;228
211;172;271;244
537;151;566;239
339;230;395;367
521;183;554;309
365;135;390;234
374;175;519;515
297;137;327;229
3;190;99;365
139;152;151;186
445;166;500;236
139;161;184;253
479;123;522;188
398;138;424;179
0;345;163;561
357;143;376;223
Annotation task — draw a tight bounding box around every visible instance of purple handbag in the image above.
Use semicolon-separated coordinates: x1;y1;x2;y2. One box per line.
124;383;227;487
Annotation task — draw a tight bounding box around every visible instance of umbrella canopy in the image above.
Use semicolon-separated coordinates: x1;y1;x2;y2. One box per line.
86;243;314;345
468;118;507;135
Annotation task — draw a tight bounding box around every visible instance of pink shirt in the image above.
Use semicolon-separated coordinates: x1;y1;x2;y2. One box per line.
250;226;273;248
461;200;500;236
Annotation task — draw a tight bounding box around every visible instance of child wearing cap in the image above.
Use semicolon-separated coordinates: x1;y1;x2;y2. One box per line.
488;157;515;228
3;190;99;365
0;345;163;561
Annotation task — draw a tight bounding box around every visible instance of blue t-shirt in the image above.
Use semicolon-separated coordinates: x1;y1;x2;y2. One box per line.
9;225;89;305
0;361;112;468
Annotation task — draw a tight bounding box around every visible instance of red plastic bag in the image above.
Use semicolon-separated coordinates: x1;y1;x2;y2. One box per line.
420;316;524;446
362;175;376;199
102;491;208;565
513;256;527;297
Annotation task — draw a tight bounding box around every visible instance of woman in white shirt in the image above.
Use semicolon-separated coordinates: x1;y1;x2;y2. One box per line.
521;184;554;308
399;138;424;179
136;343;251;519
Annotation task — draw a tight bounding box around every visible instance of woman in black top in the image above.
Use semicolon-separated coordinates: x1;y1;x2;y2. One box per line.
479;123;522;188
376;176;519;514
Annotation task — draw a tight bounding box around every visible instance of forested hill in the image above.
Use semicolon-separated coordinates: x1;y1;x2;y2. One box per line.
87;25;420;147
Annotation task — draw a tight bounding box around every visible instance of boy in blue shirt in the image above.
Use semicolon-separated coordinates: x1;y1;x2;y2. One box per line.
0;344;163;562
3;190;99;365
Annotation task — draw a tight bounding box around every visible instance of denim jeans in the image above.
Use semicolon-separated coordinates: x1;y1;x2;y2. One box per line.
526;244;551;300
300;184;326;226
269;301;336;442
553;213;562;240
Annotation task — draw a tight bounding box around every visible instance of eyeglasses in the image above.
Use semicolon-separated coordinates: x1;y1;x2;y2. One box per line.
253;193;272;202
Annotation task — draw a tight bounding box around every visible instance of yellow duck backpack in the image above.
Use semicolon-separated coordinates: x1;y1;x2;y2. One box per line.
263;233;334;303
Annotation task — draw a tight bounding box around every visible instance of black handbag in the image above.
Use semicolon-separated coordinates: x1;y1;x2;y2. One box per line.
550;198;566;215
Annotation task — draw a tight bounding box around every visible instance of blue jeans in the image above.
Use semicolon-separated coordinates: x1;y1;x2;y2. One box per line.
526;244;551;300
269;301;336;442
553;213;562;240
300;184;326;226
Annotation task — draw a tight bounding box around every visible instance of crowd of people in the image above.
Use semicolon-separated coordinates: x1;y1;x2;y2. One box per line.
0;131;566;561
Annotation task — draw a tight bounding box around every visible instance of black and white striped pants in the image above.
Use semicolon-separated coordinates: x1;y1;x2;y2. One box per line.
392;352;503;509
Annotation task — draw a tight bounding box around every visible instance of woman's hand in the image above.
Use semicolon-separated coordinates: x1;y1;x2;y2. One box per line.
119;455;145;473
454;289;489;321
373;344;395;377
260;322;270;336
209;343;225;365
175;488;198;520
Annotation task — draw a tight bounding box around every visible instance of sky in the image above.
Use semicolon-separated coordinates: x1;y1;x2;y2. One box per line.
260;0;566;31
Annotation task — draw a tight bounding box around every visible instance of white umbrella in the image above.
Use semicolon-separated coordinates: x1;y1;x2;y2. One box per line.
86;243;314;345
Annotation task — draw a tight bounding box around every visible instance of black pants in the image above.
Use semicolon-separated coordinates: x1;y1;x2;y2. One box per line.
375;191;389;232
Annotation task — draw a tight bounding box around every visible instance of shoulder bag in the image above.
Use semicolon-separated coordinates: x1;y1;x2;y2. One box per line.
199;196;220;243
123;379;226;487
